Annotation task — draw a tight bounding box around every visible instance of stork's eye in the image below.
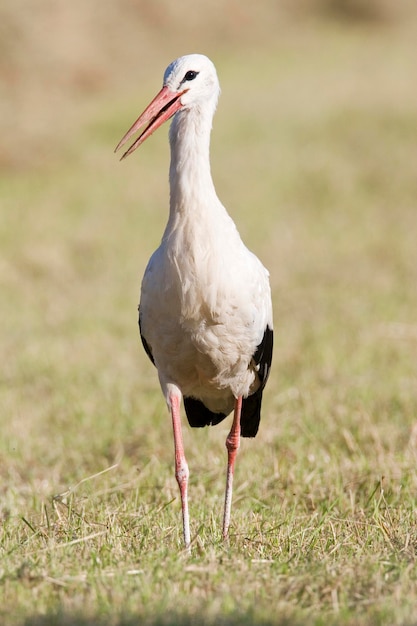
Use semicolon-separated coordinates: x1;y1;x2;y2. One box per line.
184;70;198;82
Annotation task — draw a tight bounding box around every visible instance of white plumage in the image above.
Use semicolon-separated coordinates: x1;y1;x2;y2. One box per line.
115;54;273;550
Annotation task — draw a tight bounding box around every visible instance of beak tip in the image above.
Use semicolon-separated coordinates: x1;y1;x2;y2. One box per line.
114;141;129;160
115;84;178;163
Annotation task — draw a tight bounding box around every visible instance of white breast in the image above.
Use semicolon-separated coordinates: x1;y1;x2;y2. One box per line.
139;204;271;413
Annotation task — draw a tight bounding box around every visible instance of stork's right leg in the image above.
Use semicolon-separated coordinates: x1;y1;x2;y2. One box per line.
222;395;242;540
169;391;191;551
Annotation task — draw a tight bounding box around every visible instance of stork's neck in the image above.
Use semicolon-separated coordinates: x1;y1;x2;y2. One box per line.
168;105;219;217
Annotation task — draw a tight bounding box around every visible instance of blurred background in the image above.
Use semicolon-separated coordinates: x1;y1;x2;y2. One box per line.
1;0;416;169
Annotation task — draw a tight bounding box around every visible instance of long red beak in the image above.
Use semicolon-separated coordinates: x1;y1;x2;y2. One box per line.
115;86;187;160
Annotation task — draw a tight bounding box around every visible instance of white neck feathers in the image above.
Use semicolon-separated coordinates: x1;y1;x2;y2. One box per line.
168;103;218;216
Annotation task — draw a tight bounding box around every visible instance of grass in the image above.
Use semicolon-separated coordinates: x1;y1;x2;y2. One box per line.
2;5;417;625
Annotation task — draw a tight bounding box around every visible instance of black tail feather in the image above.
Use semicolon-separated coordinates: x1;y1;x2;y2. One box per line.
183;396;227;428
240;388;263;437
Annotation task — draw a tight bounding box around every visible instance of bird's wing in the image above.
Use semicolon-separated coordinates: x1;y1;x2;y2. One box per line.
138;306;155;365
240;324;273;438
252;324;273;389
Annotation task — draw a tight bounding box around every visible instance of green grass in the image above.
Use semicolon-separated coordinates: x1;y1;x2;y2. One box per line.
2;8;417;626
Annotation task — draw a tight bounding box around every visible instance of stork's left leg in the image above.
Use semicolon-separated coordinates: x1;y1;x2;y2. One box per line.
222;395;242;539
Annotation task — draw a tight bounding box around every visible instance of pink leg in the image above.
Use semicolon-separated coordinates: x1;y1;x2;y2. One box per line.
170;393;191;550
222;395;242;540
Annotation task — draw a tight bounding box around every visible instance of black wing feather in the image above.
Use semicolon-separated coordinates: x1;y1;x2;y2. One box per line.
138;307;155;365
240;325;273;437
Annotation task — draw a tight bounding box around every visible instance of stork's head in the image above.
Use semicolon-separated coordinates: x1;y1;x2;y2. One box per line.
163;54;220;109
115;54;220;160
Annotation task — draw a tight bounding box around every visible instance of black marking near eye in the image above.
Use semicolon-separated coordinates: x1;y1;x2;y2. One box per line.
183;70;199;82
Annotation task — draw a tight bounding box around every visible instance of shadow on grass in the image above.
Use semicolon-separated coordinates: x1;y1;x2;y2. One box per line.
22;612;304;626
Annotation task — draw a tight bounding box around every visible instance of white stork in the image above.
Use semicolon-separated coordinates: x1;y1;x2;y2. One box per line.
115;54;273;550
